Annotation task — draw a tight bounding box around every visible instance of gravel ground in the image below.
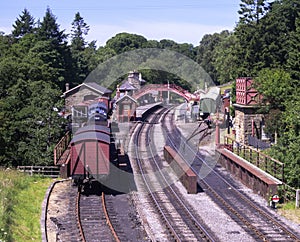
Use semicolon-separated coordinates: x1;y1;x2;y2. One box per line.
46;180;77;242
127;123;172;241
173;108;300;241
126;106;300;241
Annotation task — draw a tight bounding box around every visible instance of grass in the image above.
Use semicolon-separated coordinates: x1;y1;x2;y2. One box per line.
0;169;53;242
277;202;300;224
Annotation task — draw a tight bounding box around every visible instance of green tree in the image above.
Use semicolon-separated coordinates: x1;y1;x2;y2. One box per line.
196;31;230;84
213;32;240;83
0;79;64;166
106;32;148;54
287;17;300;80
24;40;66;86
83;40;99;73
238;0;269;24
255;68;295;110
37;8;72;90
70;12;90;51
38;7;67;45
70;12;91;84
95;46;117;63
12;8;35;37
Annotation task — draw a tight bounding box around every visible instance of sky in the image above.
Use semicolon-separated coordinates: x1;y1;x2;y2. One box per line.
0;0;241;47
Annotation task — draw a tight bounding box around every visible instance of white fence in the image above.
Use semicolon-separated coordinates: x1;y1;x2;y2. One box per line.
17;166;60;178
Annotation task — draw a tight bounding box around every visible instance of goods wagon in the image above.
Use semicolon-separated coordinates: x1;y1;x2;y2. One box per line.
70;125;110;185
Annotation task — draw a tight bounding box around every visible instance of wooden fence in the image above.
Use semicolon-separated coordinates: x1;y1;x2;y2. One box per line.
17;166;60;178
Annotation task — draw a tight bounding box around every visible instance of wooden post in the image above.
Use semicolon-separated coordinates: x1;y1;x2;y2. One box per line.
296;189;300;208
215;112;220;147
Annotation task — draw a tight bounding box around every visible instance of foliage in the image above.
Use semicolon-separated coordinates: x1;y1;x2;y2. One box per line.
254;68;300;188
0;3;299;189
106;32;148;54
12;9;35;38
238;0;269;24
196;30;232;84
0;80;64;166
37;7;67;45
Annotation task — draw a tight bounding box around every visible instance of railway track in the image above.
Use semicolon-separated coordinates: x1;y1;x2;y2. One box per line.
163;108;300;242
45;180;82;241
45;180;121;242
76;188;120;242
133;107;216;241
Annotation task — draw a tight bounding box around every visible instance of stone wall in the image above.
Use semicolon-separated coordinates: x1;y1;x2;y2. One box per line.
234;105;264;145
65;87;109;112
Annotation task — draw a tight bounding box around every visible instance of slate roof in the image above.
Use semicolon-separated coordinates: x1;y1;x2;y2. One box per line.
115;93;137;104
62;82;112;97
119;81;136;91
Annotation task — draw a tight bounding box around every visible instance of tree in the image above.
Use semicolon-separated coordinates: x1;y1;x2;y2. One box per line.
238;0;269;24
37;8;72;90
38;7;67;45
196;31;230;84
70;12;90;51
287;17;300;80
0;79;64;166
70;12;91;84
105;33;148;54
233;0;270;77
12;8;35;37
25;40;66;86
213;32;240;83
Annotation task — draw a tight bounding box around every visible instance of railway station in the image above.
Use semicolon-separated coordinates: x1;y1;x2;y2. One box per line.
45;71;300;242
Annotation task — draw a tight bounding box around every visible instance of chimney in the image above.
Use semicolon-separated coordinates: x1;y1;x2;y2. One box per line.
139;72;142;81
65;83;69;92
116;85;120;99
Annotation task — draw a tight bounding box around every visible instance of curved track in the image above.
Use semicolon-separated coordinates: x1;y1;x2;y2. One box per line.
163;108;300;242
76;189;119;242
45;180;121;242
133;107;216;241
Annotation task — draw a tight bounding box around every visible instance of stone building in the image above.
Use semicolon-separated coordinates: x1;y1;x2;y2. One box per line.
113;70;146;122
233;77;266;145
118;70;146;96
62;82;112;115
115;94;137;122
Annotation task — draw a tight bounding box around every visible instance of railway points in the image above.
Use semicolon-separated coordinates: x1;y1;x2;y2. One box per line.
47;78;300;242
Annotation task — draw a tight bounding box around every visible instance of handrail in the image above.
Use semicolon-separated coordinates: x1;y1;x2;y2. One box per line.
54;131;71;165
132;84;195;100
224;136;284;181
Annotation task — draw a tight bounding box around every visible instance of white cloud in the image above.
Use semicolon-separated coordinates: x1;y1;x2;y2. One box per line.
0;26;12;35
86;21;235;47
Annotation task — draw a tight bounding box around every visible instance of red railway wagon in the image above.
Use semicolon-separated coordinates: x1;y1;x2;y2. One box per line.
70;126;110;184
75;124;110;136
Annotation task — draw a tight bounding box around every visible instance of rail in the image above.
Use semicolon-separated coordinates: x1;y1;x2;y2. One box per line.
101;193;121;242
54;131;71;165
17;166;60;178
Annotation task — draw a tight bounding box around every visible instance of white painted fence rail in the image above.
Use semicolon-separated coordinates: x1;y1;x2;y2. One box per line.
17;166;60;178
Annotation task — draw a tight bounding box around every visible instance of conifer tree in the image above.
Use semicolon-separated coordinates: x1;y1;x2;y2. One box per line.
38;7;66;45
71;12;90;51
12;8;35;37
238;0;269;24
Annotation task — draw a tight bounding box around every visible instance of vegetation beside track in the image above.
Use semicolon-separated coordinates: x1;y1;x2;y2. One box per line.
277;202;300;225
0;169;52;242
